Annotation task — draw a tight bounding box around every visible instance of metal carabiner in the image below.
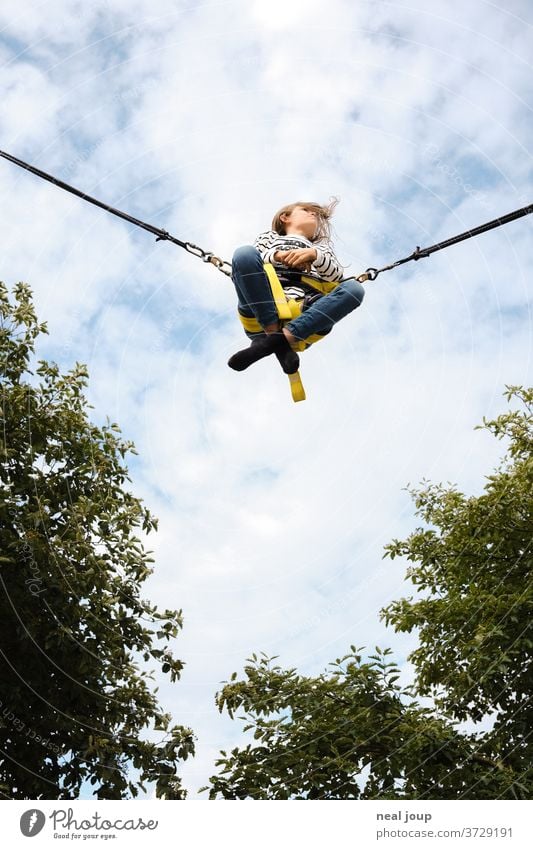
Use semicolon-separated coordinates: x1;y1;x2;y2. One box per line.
357;267;379;282
184;242;207;259
205;254;233;276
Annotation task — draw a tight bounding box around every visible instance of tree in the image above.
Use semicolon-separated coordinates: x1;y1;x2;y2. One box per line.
0;282;194;799
204;387;532;799
204;650;523;799
382;385;532;793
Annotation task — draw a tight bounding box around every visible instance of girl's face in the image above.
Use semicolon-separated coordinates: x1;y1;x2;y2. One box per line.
281;205;318;240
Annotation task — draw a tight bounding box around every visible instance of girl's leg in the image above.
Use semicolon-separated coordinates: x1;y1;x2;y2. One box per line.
284;278;365;341
229;246;299;374
231;245;279;331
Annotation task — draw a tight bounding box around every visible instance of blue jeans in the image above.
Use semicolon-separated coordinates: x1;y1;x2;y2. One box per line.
231;245;365;340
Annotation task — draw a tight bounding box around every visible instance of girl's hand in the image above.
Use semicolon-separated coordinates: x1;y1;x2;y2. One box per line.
274;248;317;270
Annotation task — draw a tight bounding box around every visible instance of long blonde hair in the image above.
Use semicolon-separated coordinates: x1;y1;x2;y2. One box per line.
272;197;339;244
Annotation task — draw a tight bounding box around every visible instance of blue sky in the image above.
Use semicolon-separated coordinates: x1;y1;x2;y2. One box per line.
0;0;532;798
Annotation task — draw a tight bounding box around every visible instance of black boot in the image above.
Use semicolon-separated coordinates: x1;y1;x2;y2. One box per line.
228;332;299;374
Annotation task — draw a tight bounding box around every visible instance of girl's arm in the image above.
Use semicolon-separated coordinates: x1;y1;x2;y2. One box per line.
253;232;344;282
312;243;344;282
253;230;279;264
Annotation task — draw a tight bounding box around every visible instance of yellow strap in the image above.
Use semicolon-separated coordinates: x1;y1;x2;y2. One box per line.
235;265;334;402
263;262;293;321
238;313;263;334
288;371;306;402
238;298;301;334
300;274;339;296
238;311;324;350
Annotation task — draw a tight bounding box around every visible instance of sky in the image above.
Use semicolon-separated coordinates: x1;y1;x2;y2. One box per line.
0;0;532;799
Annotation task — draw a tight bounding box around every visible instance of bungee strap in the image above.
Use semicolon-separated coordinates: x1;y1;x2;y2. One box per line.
358;202;533;282
1;148;530;287
0;148;232;276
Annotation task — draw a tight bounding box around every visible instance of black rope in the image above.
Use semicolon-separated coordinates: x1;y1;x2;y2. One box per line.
359;202;533;282
0;148;232;276
1;148;531;285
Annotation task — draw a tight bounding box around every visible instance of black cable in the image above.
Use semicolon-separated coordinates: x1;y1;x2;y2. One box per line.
362;202;533;281
1;148;531;285
0;149;180;243
0;148;232;274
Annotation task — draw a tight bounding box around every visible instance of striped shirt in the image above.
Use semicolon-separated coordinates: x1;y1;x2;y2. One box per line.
253;231;344;300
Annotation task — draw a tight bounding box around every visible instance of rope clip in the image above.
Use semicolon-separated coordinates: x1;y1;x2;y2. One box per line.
359;267;379;282
201;252;232;276
184;242;206;258
412;246;430;260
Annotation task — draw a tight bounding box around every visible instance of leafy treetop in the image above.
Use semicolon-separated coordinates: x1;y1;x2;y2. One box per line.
0;282;194;799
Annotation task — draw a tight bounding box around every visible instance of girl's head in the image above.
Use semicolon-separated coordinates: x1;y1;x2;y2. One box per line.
272;198;338;243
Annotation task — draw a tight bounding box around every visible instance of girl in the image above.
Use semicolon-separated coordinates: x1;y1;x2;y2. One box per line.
228;199;365;374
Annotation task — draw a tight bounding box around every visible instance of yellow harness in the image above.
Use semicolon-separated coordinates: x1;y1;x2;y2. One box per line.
237;263;339;402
